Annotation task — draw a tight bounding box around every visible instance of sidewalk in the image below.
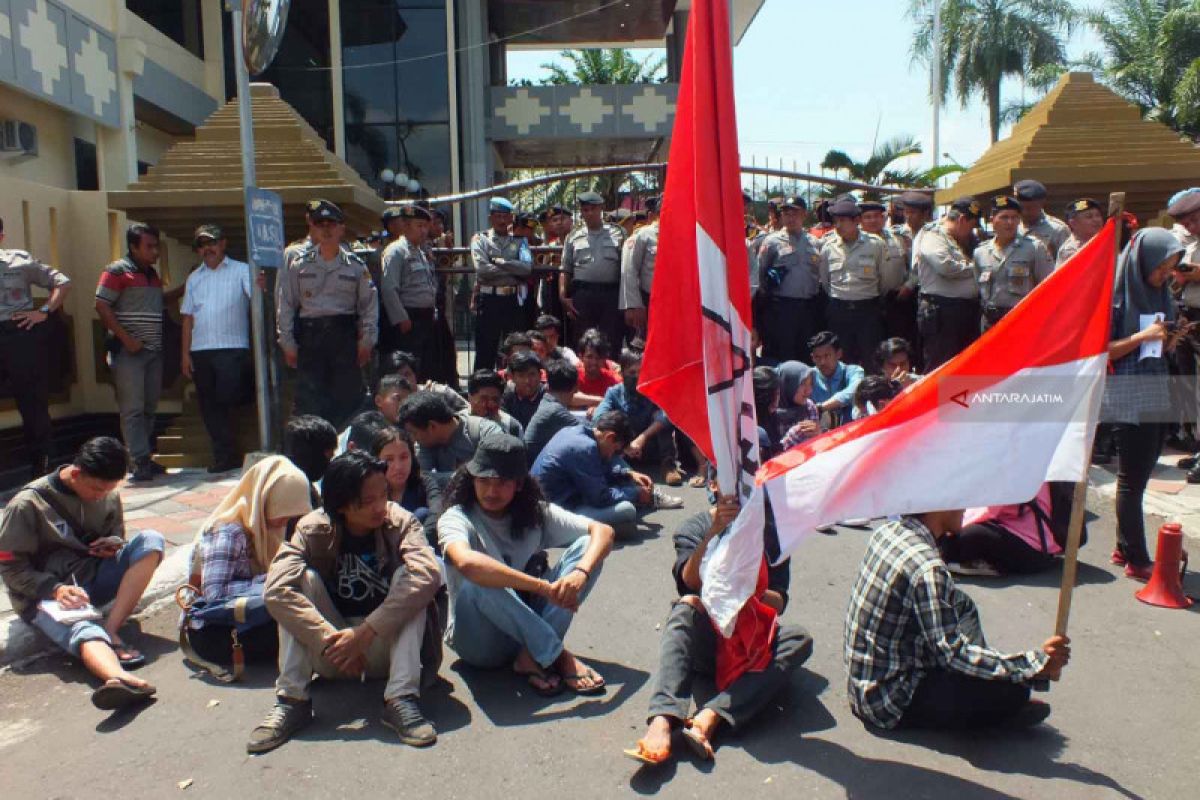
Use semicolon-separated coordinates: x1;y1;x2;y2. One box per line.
0;468;240;665
1089;443;1200;539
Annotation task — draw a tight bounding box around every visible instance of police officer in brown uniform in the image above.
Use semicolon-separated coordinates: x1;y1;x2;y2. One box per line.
1015;179;1070;260
1056;198;1105;268
915;197;983;369
380;205;440;374
755;196;823;362
860;199;918;353
471;197;532;371
559;191;626;350
0;217;71;476
974;196;1054;331
277;200;378;428
620;196;661;336
820;198;886;365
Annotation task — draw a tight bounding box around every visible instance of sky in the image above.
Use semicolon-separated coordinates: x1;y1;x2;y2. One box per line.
506;0;1105;190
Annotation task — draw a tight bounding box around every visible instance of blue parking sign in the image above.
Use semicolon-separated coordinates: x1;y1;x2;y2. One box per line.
246;188;285;268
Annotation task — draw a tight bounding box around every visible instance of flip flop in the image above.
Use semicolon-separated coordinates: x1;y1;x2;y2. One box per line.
91;678;156;711
561;666;606;695
680;725;714;761
623;740;670;766
687;474;707;488
111;642;146;669
513;664;562;697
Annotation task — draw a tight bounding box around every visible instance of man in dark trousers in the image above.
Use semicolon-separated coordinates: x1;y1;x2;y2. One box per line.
914;197;982;370
560;192;626;351
471;197;531;371
755;196;823;362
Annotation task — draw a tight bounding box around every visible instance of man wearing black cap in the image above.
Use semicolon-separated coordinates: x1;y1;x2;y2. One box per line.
1056;198;1105;267
895;190;934;252
380;205;443;380
620;196;661;335
277;199;379;429
755;196;823;362
1014;180;1070;259
820;198;885;365
180;225;252;472
560;192;627;351
471;197;532;371
974;197;1054;331
913;197;982;369
861;199;918;347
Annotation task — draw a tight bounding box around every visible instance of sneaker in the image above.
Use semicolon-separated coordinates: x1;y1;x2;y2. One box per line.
652;489;685;510
815;524;836;534
664;469;683;487
1177;455;1198;470
1004;699;1052;728
1188;466;1200;485
247;696;312;754
381;695;436;747
148;459;167;475
841;518;872;528
946;560;1002;578
128;463;156;483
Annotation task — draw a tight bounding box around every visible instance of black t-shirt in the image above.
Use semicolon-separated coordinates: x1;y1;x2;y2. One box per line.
502;383;546;429
328;532;392;619
671;511;790;611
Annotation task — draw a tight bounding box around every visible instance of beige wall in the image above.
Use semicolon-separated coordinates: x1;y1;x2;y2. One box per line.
134;123;181;166
0;86;79;190
119;8;210;95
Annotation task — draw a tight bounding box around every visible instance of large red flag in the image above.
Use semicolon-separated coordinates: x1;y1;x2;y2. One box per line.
639;0;765;641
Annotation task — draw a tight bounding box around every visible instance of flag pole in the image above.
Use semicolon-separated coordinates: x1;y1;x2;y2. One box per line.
1053;191;1125;636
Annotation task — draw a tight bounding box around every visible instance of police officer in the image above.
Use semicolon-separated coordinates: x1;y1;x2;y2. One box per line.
513;211;543;328
974;196;1054;331
860;199;918;351
819;198;885;366
915;196;982;369
620;195;660;335
1166;190;1200;461
472;197;532;370
1056;198;1105;267
559;191;626;351
276;199;378;428
380;205;441;375
1014;179;1070;259
755;196;823;362
0;217;71;476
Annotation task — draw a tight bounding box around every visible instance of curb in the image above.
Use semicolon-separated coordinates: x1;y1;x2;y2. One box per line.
0;544;193;668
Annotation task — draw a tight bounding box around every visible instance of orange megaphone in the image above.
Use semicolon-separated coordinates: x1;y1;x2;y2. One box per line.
1135;523;1193;609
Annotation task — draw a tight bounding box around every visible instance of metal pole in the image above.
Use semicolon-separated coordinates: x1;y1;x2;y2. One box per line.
931;0;942;172
232;1;274;451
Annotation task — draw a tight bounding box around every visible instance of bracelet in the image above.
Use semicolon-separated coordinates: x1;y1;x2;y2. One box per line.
572;566;590;579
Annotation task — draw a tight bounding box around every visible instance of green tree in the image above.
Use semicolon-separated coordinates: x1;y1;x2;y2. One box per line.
538;48;666;85
909;0;1075;143
1084;0;1200;139
821;135;925;196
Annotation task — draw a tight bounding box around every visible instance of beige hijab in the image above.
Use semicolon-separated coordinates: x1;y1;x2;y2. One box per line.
197;456;313;575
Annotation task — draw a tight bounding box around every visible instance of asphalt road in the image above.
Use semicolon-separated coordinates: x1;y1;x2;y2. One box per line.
1;486;1196;799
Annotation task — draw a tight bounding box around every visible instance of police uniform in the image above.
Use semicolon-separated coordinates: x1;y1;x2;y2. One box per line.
756;196;823;361
1;246;69;472
1167;191;1200;443
973;198;1055;331
380;205;441;379
471;197;532;370
276;200;378;428
860;199;918;351
1014;180;1070;258
820;200;885;365
915;197;982;369
619;205;659;331
561;192;626;350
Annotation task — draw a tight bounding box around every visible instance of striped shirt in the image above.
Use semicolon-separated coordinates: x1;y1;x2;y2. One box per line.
95;257;163;351
181;257;252;351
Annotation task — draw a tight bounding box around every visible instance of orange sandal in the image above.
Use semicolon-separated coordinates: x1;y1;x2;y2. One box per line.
623;740;670;766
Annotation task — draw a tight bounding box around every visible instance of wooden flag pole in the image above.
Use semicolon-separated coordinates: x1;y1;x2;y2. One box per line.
1053;191;1125;637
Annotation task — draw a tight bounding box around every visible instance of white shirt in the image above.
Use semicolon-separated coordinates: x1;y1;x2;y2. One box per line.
181;257;252;350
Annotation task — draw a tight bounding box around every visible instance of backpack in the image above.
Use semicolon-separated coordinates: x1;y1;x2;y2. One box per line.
1021;481;1087;553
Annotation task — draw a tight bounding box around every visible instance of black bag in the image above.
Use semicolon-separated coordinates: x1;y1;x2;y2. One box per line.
1022;482;1087;553
175;582;273;682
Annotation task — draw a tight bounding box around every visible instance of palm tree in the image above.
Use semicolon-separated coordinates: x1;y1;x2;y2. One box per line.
538;49;666;85
1084;0;1200;139
820;135;925;197
909;0;1075;143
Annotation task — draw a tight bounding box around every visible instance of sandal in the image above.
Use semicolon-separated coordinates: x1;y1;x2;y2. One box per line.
112;641;146;669
560;665;606;695
623;740;670;766
91;678;156;710
680;724;714;761
513;664;562;697
687;474;707;488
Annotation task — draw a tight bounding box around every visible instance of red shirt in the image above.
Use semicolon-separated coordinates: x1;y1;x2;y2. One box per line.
577;363;619;396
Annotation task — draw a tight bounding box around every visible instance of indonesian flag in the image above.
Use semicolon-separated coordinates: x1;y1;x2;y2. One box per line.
702;219;1118;631
639;0;767;639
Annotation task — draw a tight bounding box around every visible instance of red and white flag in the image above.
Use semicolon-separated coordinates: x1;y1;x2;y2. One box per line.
703;219;1119;629
639;0;766;638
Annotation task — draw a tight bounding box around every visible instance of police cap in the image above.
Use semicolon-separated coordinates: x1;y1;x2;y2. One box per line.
609;208;633;223
514;211;538;228
539;204;571;222
577;191;605;207
898;191;933;211
828;198;861;218
857;200;886;213
489;197;514;214
192;224;224;248
1013;180;1048;201
780;195;808;211
645;195;662;213
381;207;404;225
990;196;1021;215
1065;198;1102;219
949;196;982;219
398;204;432;222
306;199;345;223
1167;189;1200;219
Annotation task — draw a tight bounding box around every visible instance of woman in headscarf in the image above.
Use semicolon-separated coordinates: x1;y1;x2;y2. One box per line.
186;456;313;662
1103;228;1189;580
774;361;817;432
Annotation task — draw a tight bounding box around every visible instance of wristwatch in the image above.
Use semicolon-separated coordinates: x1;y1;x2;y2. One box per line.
38;304;50;314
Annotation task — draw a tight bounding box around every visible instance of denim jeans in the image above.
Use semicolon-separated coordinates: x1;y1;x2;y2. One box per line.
111;347;163;463
447;535;601;669
572;486;640;538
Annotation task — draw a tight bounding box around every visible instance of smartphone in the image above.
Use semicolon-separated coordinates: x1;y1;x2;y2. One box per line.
90;536;124;550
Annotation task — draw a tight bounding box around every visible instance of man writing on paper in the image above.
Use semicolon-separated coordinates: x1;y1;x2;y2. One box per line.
0;437;164;710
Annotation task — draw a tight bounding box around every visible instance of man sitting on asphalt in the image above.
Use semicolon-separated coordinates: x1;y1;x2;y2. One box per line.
467;369;524;438
595;349;683;486
524;358;584;463
283;415;339;504
251;451;442;753
398;391;505;488
808;330;865;429
385;350;468;414
531;411;682;538
845;510;1071;731
500;351;546;430
0;437;164;710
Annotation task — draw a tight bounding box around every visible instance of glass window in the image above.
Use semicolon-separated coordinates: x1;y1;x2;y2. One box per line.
73;138;98;191
346;124;398;188
127;1;203;59
251;0;335;149
399;123;451;197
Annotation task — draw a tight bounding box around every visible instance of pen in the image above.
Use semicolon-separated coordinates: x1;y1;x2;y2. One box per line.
71;573;78;588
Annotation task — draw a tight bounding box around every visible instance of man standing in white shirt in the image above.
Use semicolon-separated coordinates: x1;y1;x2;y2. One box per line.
181;225;252;473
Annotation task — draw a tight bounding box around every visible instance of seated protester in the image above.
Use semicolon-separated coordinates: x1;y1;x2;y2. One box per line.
500;351;546;429
529;330;556;365
851;375;901;420
775;361;819;432
398;391;505;489
336;410;390;457
596;349;683;486
845;510;1071;731
627;492;813;765
251;452;443;753
283;414;338;501
368;425;443;547
938;483;1063;577
438;435;614;696
467;369;524;438
535;313;580;367
531;411;682;539
373;373;408;424
753;366;784;460
499;330;535;367
524;358;584;464
385;350;468;414
0;437;164;710
576;328;621;402
875;337;920;388
809;331;865;429
186;456;313;667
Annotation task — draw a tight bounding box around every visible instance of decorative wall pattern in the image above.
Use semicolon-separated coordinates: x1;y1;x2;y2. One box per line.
489;83;678;140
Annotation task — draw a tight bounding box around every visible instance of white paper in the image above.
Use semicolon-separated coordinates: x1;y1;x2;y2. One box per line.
1139;313;1165;360
38;599;102;624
